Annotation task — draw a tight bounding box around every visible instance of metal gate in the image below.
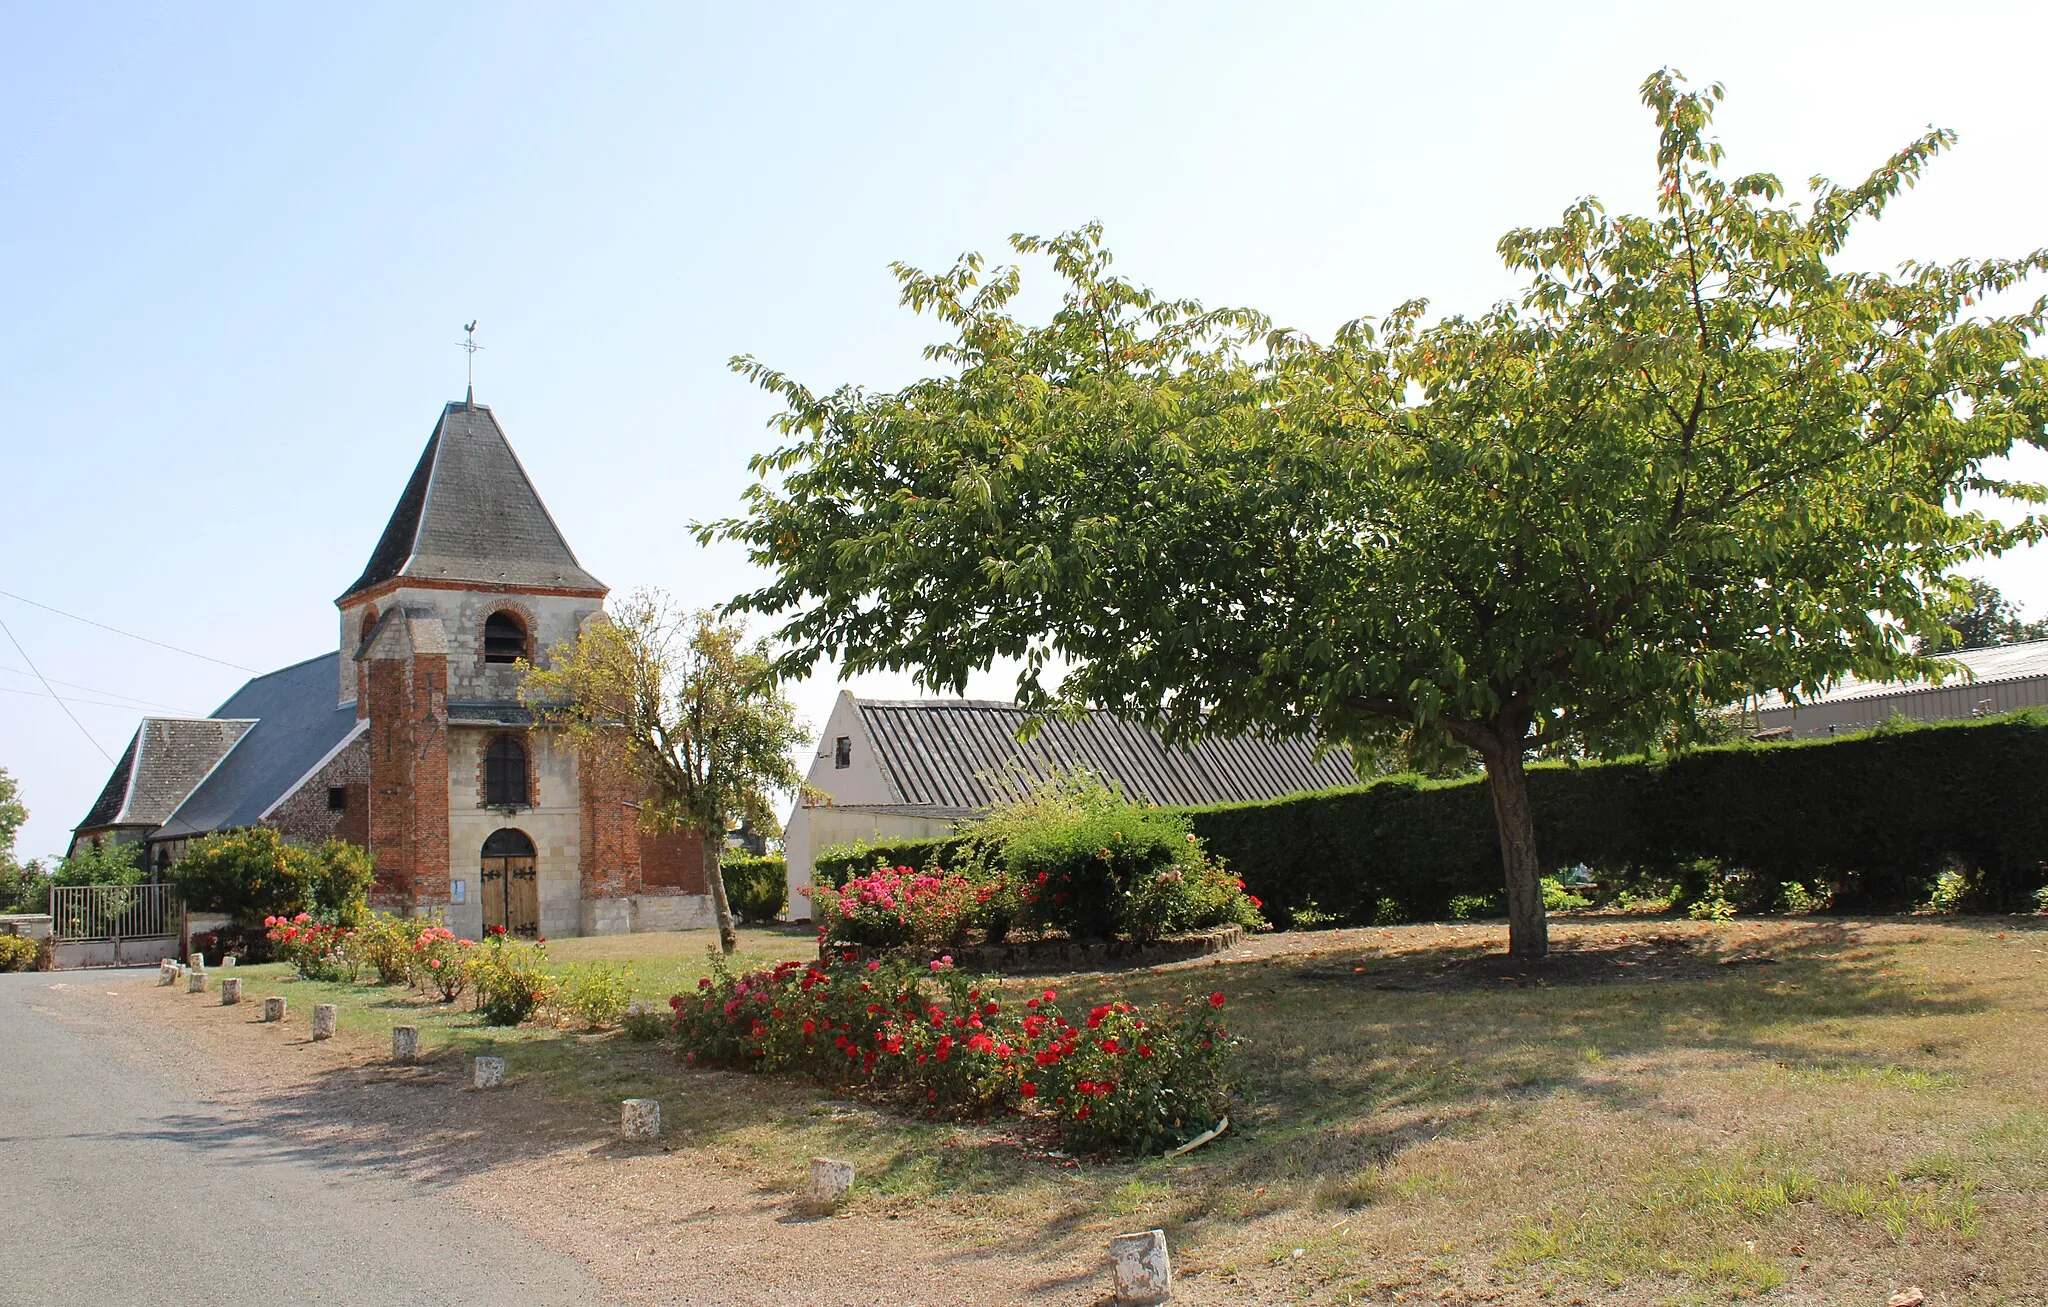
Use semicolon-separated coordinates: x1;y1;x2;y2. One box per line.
48;883;185;969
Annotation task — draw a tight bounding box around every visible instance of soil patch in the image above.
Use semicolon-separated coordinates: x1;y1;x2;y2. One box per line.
1298;929;1778;991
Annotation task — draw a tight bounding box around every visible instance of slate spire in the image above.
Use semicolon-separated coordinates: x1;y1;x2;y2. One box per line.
339;402;605;601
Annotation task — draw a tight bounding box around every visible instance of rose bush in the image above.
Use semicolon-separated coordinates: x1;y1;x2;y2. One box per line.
264;913;353;982
667;953;1235;1155
408;925;475;1002
812;865;989;949
468;933;552;1025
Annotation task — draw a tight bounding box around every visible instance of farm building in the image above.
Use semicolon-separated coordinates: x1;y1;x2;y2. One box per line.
782;692;1358;919
1752;638;2048;739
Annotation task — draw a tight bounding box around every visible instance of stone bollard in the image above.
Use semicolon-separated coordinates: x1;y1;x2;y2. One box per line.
311;1003;338;1040
263;997;287;1023
221;955;236;968
187;968;207;994
158;962;176;986
802;1157;857;1211
1109;1229;1173;1305
391;1025;420;1064
620;1098;661;1141
220;976;241;1006
473;1056;506;1089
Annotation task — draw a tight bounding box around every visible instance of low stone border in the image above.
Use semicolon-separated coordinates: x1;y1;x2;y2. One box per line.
822;925;1244;974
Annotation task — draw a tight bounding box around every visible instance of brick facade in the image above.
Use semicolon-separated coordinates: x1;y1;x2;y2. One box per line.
263;730;369;848
363;643;450;912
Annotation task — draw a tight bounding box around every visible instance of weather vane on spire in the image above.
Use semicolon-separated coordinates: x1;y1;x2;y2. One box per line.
459;320;483;403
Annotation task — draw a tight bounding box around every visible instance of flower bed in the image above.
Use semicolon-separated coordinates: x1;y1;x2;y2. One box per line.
666;953;1236;1156
819;924;1246;974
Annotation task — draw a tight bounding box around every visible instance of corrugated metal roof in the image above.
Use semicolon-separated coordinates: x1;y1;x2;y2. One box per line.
854;699;1356;811
1763;639;2048;709
340;402;604;600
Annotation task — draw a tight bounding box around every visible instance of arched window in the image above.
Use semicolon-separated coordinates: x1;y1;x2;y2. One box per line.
484;735;529;808
483;611;526;664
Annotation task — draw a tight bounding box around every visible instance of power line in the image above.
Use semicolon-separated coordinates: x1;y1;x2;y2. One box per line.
0;587;257;673
0;663;198;713
0;614;114;762
0;685;185;713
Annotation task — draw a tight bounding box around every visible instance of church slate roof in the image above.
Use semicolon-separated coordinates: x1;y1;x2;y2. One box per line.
76;716;255;834
153;653;361;839
340;401;605;600
853;699;1359;813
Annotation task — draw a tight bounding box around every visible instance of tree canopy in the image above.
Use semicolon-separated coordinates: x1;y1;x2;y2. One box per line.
520;592;808;953
1926;578;2048;652
709;71;2048;957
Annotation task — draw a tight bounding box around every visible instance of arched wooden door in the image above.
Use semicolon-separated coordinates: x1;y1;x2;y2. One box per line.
480;828;538;937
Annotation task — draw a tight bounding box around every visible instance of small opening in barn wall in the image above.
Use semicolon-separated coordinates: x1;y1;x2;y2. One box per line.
483;611;526;663
834;736;851;768
327;787;347;811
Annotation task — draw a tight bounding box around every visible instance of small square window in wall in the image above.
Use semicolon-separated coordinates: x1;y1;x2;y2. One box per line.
834;736;852;769
327;787;348;812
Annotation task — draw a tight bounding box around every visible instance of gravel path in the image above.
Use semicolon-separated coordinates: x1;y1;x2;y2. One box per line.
3;969;1103;1307
0;969;608;1307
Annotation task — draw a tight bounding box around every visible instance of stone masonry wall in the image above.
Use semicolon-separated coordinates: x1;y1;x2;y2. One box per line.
263;730;369;848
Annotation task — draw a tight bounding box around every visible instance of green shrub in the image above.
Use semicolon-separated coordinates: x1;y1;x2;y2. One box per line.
2034;886;2048;915
1540;876;1592;913
669;953;1236;1157
168;830;373;925
469;934;552;1025
622;999;671;1041
0;932;40;972
52;841;146;888
1184;710;2048;924
548;962;630;1029
812;836;967;890
1447;894;1498;920
346;912;426;985
721;854;787;923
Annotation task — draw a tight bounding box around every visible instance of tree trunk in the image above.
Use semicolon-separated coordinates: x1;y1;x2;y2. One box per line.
701;831;738;954
1479;741;1547;959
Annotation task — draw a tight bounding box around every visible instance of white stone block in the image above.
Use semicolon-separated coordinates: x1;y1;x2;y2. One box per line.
263;997;286;1022
311;1003;338;1040
1110;1229;1172;1305
473;1056;506;1089
187;969;207;994
158;962;175;986
221;955;236;968
620;1098;660;1141
220;977;241;1005
803;1157;856;1209
391;1025;420;1063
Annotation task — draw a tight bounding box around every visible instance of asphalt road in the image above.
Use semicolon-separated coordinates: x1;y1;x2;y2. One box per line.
0;970;612;1307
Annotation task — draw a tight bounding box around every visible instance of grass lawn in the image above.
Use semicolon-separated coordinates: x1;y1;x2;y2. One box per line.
221;915;2048;1304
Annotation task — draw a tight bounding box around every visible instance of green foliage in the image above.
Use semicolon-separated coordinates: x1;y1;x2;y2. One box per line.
0;766;26;874
712;71;2048;958
0;858;51;913
1777;881;1825;914
469;934;552;1025
1447;894;1499;920
812;836;966;890
547;962;631;1029
344;912;427;985
0;932;40;971
521;591;809;953
52;840;145;888
1925;578;2048;652
720;854;787;923
670;954;1236;1156
1540;877;1592;913
1183;712;2048;924
167;829;372;925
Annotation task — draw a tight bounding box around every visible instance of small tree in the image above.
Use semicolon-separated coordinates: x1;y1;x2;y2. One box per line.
520;591;808;954
52;839;146;889
711;71;2048;958
1926;578;2048;652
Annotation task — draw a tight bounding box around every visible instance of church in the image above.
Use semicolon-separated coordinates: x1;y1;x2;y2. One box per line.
73;398;713;938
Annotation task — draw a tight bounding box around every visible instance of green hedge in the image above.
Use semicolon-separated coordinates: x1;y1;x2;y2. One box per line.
1182;711;2048;925
720;855;789;924
812;837;970;890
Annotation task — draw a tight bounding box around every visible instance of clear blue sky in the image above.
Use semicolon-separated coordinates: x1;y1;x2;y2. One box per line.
4;2;2044;860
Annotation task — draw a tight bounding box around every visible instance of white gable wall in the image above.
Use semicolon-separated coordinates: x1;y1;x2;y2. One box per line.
784;691;908;920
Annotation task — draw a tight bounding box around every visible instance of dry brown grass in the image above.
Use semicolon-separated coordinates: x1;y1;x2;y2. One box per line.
174;917;2048;1304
